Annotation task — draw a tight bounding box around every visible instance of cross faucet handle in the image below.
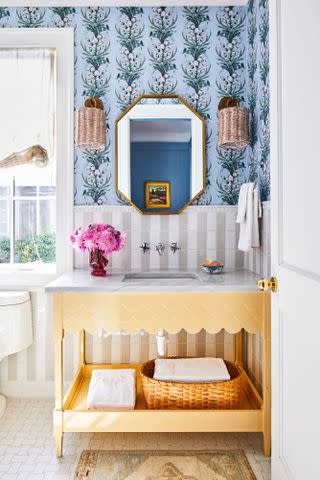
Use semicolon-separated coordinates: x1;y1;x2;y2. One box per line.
170;242;180;254
139;242;150;253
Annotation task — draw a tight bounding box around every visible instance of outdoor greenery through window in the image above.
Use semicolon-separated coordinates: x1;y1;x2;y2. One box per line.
0;48;56;267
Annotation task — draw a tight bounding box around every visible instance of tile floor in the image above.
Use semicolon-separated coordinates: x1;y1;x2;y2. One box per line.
0;399;271;480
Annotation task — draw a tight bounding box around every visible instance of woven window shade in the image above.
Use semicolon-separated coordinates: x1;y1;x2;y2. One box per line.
75;106;106;150
218;106;249;149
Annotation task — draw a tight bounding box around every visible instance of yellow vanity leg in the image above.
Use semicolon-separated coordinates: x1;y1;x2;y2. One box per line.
235;329;243;367
262;293;271;457
53;410;63;458
79;329;86;369
53;294;64;458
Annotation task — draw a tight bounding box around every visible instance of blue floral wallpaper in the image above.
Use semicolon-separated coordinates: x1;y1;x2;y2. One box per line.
247;0;270;201
0;3;269;205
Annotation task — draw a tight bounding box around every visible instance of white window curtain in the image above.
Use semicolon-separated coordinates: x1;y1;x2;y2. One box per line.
0;48;56;186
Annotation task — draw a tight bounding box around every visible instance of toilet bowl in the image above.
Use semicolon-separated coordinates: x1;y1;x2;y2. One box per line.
0;291;33;417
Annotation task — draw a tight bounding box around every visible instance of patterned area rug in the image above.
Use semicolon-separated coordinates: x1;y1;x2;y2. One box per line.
74;450;256;479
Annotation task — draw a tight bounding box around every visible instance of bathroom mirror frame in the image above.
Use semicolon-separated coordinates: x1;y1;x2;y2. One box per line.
115;94;206;215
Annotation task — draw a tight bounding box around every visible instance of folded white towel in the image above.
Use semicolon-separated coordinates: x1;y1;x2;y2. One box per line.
252;185;262;248
236;182;262;252
153;357;230;383
236;182;250;224
87;369;136;410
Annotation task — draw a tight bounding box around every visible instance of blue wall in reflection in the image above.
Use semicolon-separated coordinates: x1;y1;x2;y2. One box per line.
130;142;191;213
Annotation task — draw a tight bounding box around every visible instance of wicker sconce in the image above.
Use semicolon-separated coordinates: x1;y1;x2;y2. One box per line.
218;97;249;149
75;97;106;150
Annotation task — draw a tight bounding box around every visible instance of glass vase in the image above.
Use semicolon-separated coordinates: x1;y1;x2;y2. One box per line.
88;249;108;277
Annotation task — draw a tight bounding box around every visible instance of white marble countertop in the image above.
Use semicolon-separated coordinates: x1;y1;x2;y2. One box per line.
45;268;260;293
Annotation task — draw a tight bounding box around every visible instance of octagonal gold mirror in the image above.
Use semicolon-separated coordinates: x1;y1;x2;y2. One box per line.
115;94;206;214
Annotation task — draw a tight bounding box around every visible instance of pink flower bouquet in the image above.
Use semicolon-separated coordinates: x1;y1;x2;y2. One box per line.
70;223;126;276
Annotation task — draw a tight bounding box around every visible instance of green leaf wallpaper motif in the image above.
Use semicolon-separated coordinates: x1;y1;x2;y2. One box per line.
16;7;45;28
247;0;270;201
51;7;75;27
0;7;9;22
182;7;212;120
215;6;247;204
148;7;177;95
247;0;259;184
259;2;270;201
116;7;145;112
1;3;269;206
81;7;111;205
181;7;213;205
216;7;246;103
216;147;246;205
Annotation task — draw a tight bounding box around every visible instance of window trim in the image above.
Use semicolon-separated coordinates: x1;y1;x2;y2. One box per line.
0;28;74;281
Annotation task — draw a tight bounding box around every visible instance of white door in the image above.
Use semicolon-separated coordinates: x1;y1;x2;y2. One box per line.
270;0;320;479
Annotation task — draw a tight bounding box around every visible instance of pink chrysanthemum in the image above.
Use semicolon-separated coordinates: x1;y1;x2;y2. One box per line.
70;223;126;257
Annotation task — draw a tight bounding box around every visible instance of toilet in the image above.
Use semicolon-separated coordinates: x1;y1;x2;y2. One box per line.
0;291;33;417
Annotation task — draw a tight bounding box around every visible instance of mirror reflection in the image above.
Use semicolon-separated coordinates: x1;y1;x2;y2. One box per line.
116;95;205;215
130;118;191;212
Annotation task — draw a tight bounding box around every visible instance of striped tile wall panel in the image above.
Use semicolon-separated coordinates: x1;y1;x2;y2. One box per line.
84;329;236;365
73;205;245;272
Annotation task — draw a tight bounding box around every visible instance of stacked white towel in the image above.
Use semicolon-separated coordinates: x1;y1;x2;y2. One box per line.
153;357;231;383
87;369;136;410
236;182;262;252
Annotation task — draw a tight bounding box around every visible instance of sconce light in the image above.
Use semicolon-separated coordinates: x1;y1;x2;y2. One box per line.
75;97;106;150
218;97;249;149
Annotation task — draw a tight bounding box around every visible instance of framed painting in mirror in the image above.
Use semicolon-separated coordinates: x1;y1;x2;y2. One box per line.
145;181;171;209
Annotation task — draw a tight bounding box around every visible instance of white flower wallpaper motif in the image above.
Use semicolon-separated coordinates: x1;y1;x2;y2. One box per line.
215;6;247;205
247;0;270;201
0;3;269;205
149;7;177;95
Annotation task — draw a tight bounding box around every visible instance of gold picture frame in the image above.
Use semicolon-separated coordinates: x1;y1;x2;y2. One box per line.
145;181;171;209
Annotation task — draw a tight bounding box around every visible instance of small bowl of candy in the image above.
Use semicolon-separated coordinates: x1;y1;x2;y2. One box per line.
202;260;224;274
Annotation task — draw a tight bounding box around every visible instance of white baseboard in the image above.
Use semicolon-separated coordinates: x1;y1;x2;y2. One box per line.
1;380;71;399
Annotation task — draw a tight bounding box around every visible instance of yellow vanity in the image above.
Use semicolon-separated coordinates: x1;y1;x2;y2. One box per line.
46;269;270;458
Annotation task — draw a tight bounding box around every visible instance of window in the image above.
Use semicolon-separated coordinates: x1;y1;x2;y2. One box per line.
0;29;73;279
0;49;56;268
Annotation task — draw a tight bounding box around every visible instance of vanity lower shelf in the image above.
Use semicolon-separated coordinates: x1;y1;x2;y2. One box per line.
61;363;263;434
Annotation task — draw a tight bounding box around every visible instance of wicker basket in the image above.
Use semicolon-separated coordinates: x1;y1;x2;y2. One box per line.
141;358;242;410
218;106;249;149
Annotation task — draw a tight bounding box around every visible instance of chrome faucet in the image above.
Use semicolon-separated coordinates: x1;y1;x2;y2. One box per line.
170;242;180;254
139;242;150;254
156;242;165;256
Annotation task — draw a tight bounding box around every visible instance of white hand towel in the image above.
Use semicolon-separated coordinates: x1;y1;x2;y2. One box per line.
153;357;230;383
236;182;261;252
252;185;262;248
236;182;249;224
87;369;136;410
237;182;254;252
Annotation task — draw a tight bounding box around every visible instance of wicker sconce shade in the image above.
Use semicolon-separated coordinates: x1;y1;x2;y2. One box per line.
218;104;249;150
75;97;106;150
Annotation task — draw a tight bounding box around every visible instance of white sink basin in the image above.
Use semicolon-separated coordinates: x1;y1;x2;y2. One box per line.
122;272;200;282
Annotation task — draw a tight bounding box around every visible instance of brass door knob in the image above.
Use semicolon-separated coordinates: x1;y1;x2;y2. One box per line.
257;276;278;293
